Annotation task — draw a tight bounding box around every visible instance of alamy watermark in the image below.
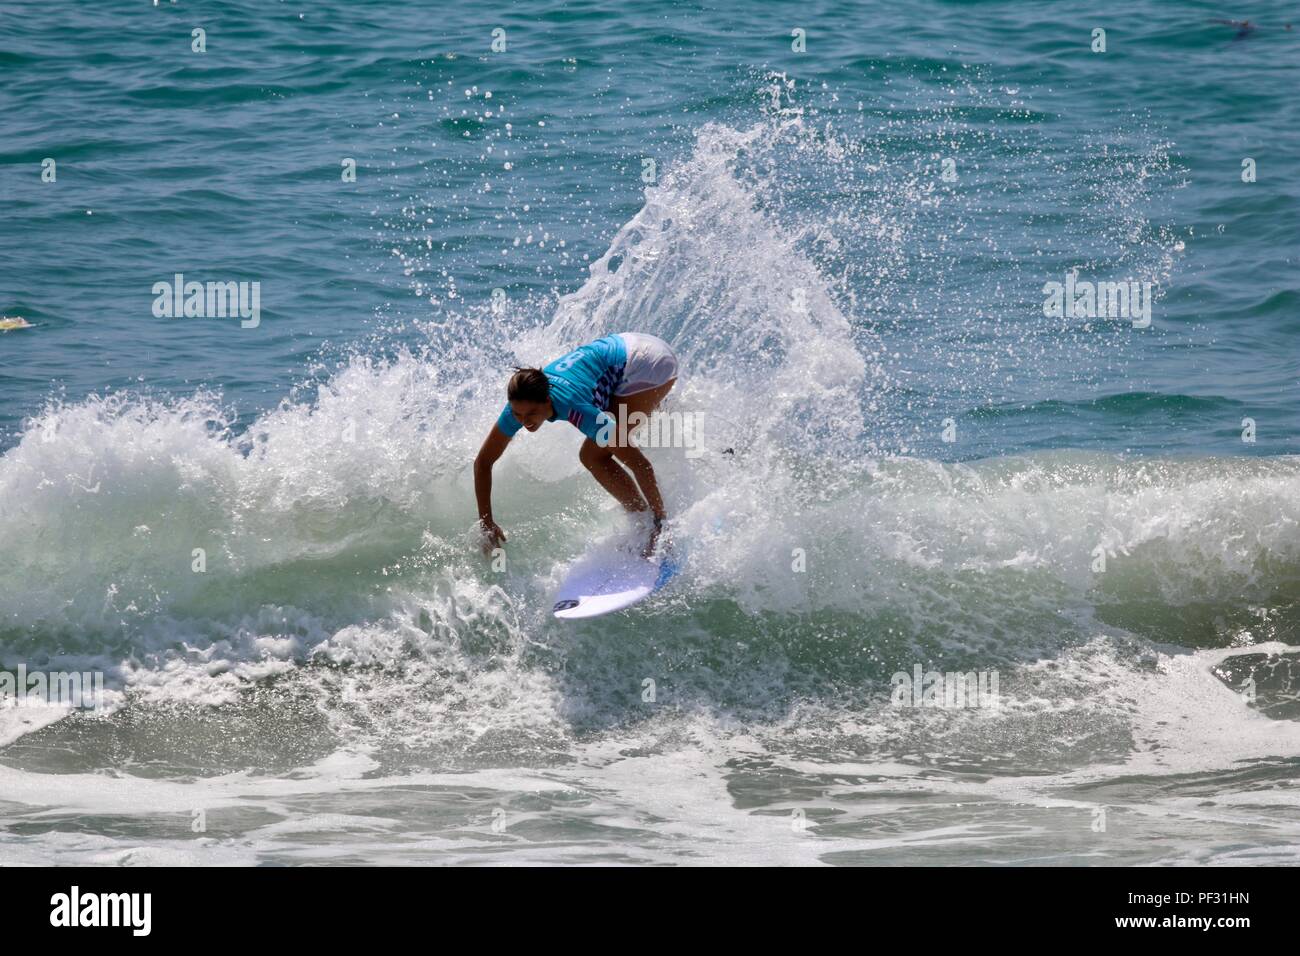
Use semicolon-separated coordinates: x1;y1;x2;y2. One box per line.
1042;274;1153;328
50;886;151;936
152;273;261;328
1;665;106;712
891;664;1000;709
594;405;706;458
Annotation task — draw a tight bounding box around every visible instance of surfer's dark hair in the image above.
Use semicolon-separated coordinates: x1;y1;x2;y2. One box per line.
507;367;550;403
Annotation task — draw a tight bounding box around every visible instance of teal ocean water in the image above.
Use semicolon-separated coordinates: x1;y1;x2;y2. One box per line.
1;0;1299;864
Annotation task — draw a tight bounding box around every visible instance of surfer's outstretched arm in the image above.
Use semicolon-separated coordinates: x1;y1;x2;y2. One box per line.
474;425;512;550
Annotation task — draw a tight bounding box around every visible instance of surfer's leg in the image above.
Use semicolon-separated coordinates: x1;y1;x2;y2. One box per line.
579;438;648;512
614;377;676;442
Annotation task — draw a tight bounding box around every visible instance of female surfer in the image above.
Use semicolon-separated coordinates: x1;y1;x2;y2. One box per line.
474;332;679;555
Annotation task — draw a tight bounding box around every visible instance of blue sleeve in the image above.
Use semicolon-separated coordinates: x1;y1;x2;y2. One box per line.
571;404;616;445
496;404;523;437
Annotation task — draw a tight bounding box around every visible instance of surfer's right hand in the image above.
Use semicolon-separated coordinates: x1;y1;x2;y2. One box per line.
479;519;507;553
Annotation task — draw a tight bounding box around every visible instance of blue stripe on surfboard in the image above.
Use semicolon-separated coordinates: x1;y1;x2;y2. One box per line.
654;555;679;590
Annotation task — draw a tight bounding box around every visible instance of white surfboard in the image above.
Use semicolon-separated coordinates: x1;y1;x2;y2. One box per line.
552;539;680;620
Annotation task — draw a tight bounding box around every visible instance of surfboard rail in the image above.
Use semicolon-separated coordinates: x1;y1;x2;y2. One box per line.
552;542;679;620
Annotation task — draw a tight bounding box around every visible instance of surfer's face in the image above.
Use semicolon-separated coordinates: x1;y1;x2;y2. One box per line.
510;399;550;431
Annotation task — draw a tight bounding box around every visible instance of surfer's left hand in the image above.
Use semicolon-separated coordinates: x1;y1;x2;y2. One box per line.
478;518;507;554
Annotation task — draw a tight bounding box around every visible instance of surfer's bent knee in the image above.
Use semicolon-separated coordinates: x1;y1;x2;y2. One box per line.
613;378;677;437
579;438;614;468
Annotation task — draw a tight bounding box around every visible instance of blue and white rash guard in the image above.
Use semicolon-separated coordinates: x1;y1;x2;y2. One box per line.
496;334;627;443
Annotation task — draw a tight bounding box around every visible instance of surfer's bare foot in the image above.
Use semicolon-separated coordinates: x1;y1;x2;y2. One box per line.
642;515;665;558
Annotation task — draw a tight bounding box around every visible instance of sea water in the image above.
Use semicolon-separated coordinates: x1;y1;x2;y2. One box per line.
1;0;1298;865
